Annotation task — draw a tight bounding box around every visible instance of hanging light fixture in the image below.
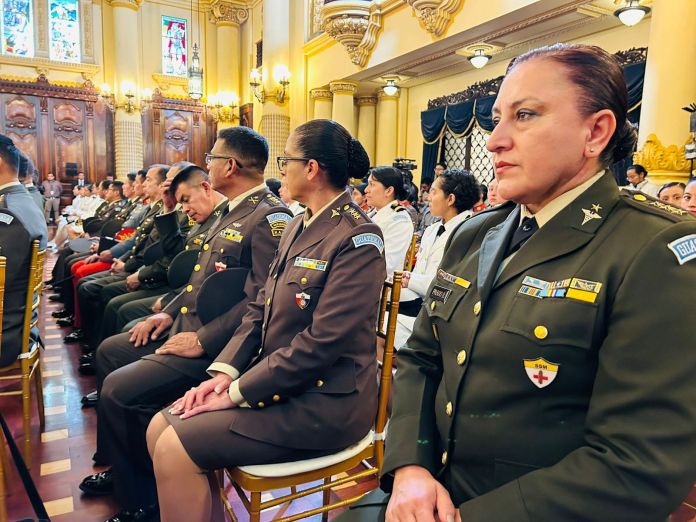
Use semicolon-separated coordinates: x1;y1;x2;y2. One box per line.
383;79;399;96
614;0;650;27
468;48;491;69
187;0;204;100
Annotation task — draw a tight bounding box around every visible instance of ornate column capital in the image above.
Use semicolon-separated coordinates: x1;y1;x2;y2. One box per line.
209;0;248;26
633;133;692;176
404;0;463;36
107;0;142;11
310;89;333;101
321;1;382;68
356;96;378;106
329;81;358;96
378;90;400;101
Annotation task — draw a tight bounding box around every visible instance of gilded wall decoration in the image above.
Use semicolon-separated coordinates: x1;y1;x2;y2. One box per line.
321;1;382;68
404;0;463;37
633;133;691;173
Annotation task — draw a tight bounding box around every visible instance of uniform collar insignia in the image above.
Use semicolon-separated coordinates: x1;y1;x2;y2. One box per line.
581;205;602;226
248;196;259;205
331;208;340;218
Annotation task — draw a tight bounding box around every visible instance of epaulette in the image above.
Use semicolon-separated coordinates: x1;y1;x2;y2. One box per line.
620;190;692;222
390;202;407;212
265;193;283;206
339;202;368;225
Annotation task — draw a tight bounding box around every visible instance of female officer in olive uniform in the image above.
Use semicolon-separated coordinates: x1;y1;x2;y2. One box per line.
145;120;387;522
340;44;696;522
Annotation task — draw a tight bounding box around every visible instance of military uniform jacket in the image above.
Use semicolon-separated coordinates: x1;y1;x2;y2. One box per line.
120;199;164;272
0;184;48;367
381;173;696;521
146;188;292;377
213;192;387;451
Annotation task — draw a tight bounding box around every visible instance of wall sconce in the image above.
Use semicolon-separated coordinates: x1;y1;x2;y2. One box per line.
249;65;291;104
100;82;152;113
99;83;115;112
209;92;239;123
614;0;650;26
383;78;400;96
249;68;264;102
468;48;491;69
273;65;290;103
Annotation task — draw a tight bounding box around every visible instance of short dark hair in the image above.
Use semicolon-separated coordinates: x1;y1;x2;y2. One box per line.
147;164;170;184
658;181;686;198
293;119;369;189
100;180;111;190
17;153;34;180
435;162;447;169
628;164;647;176
217;126;269;172
353;182;367;195
136;170;147;182
438;169;480;213
111;180;125;198
509;44;636;167
85;183;94;191
265;178;281;197
0;134;22;176
369;166;409;200
170;164;209;195
126;172;137;183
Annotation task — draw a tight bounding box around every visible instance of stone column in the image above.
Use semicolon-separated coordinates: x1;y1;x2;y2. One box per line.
310;89;333;121
375;90;399;166
634;0;696;183
110;0;144;178
259;0;290;179
210;2;248;130
357;96;377;165
330;81;358;136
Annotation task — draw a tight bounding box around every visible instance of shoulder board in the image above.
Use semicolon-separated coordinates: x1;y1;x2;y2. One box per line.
265;193;283;206
620;190;692;222
390;202;407;212
339;203;368;225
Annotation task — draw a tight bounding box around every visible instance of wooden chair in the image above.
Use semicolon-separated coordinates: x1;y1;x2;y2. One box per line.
403;233;418;271
0;256;8;521
0;241;46;466
220;273;403;522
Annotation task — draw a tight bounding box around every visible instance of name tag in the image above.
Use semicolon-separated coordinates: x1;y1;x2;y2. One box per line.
429;285;452;303
294;257;328;271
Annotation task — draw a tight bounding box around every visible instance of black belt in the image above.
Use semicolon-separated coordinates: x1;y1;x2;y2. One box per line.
399;298;423;317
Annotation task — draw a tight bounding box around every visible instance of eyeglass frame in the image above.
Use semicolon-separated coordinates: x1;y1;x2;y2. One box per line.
276;156;312;172
205;152;245;169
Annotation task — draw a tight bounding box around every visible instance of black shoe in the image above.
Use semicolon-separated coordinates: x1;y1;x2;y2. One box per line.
79;352;94;364
64;330;84;343
81;390;98;407
105;504;158;522
44;279;55;286
92;451;109;466
79;469;114;496
51;309;71;319
78;361;95;375
56;316;74;327
48;294;63;302
81;343;94;355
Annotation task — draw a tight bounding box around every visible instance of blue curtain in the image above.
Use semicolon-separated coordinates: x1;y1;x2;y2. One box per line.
420;106;447;183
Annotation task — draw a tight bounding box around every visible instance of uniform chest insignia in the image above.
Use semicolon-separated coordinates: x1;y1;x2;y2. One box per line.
566;278;602;303
581;206;602;225
437;269;470;289
331;208;340;218
668;234;696;265
429;285;451;303
192;237;203;245
524;358;559;389
220;228;244;242
188;216;196;227
352;233;384;254
294;257;328;271
345;207;362;220
295;292;310;309
215;261;227;271
0;213;13;225
266;212;291;237
233;222;242;227
248;196;259;205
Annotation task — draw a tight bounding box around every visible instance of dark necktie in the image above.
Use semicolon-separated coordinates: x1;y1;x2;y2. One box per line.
436;224;446;237
505;217;538;257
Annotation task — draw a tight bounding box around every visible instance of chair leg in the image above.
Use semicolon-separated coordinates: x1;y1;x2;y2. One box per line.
249;491;262;522
21;372;32;467
0;428;7;522
321;477;332;522
34;366;45;429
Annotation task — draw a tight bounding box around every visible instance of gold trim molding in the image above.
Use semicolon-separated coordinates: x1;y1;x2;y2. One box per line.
321;1;382;68
329;81;358;95
310;88;332;100
107;0;142;10
209;0;248;25
152;73;188;91
633;133;691;174
0;55;101;79
356;96;378;106
404;0;463;37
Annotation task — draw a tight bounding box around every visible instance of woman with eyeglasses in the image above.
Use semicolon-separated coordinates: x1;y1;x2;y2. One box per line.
145;119;387;522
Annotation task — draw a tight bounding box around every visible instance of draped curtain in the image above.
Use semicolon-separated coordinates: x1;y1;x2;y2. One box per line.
421;61;646;183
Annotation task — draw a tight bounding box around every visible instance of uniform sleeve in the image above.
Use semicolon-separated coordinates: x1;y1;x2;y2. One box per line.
111;237;135;258
456;221;696;522
407;225;443;298
137;211;191;285
383;214;414;278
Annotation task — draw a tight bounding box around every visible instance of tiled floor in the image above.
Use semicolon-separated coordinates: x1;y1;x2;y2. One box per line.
1;252;695;521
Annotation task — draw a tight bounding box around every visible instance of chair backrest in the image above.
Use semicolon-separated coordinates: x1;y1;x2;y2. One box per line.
0;256;5;348
403;234;417;271
374;272;402;469
21;241;45;356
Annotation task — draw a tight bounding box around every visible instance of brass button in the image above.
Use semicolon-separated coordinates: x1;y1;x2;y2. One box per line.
343;204;350;210
441;451;448;465
272;394;280;402
633;194;647;201
456;350;467;365
257;402;265;408
194;264;201;271
430;301;436;311
203;244;209;251
534;325;548;339
180;306;188;314
316;379;324;387
186;285;193;292
473;301;481;316
445;401;453;417
220;248;224;253
185;245;189;250
300;277;308;284
132;247;136;251
266;297;271;306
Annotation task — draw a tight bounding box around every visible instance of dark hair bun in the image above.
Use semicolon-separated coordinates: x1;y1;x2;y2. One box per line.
347;138;370;180
610;119;637;164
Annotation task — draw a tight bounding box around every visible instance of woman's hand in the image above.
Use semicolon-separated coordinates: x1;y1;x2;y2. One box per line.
169;374;233;416
401;271;411;289
386;465;460;522
178;390;236;419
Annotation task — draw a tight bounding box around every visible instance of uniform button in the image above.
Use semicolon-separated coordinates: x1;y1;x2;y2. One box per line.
300;277;308;284
343;204;350;210
430;301;436;311
266;298;271;306
132;247;136;251
316;379;324;387
194;264;201;271
473;301;481;316
445;401;453;417
262;323;266;331
180;306;188;314
257;402;265;408
273;273;277;279
220;248;224;254
441;451;448;465
186;284;193;292
272;394;280;402
633;194;647;201
456;350;467;365
203;244;209;251
185;245;189;250
534;325;548;339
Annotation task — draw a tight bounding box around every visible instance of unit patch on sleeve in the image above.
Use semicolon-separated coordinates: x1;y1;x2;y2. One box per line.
352;233;384;254
0;213;13;225
668;234;696;265
266;212;291;237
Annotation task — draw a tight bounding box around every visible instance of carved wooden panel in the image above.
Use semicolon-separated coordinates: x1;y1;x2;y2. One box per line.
3;95;39;168
163;110;190;164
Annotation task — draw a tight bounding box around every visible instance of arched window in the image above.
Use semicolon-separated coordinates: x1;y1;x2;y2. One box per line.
48;0;80;62
2;0;34;57
162;16;187;76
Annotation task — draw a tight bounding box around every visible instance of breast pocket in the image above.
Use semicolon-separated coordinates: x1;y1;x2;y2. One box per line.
285;267;328;313
424;282;469;322
502;294;598;350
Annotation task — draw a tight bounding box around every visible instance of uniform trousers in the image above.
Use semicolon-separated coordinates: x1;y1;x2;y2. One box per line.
99;282;169;345
114;296;158;333
77;272;128;346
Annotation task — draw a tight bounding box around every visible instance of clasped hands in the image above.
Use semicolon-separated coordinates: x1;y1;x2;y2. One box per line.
168;373;236;419
386;465;461;522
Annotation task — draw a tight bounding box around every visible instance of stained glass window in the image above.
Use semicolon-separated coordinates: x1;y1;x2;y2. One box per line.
2;0;34;57
162;16;187;76
49;0;80;62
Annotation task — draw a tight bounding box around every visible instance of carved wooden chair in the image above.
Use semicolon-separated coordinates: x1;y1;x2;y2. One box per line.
403;233;418;271
0;256;8;520
220;273;403;522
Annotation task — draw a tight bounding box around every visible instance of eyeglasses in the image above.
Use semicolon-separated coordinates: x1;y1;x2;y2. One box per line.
277;156;311;171
205;153;245;168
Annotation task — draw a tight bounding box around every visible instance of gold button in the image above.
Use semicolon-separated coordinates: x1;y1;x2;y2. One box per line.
633;194;647;201
194;264;201;271
266;297;271;306
343;204;350;210
430;301;436;311
445;401;453;417
186;285;193;292
185;245;189;250
257;402;265;408
441;451;448;465
180;306;188;314
456;350;467;365
316;379;324;387
220;248;224;253
300;277;308;284
534;325;548;339
203;244;209;251
132;247;136;251
473;301;481;316
272;394;280;402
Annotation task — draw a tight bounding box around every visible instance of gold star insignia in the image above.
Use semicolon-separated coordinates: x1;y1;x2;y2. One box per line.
591;204;602;212
331;208;340;218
